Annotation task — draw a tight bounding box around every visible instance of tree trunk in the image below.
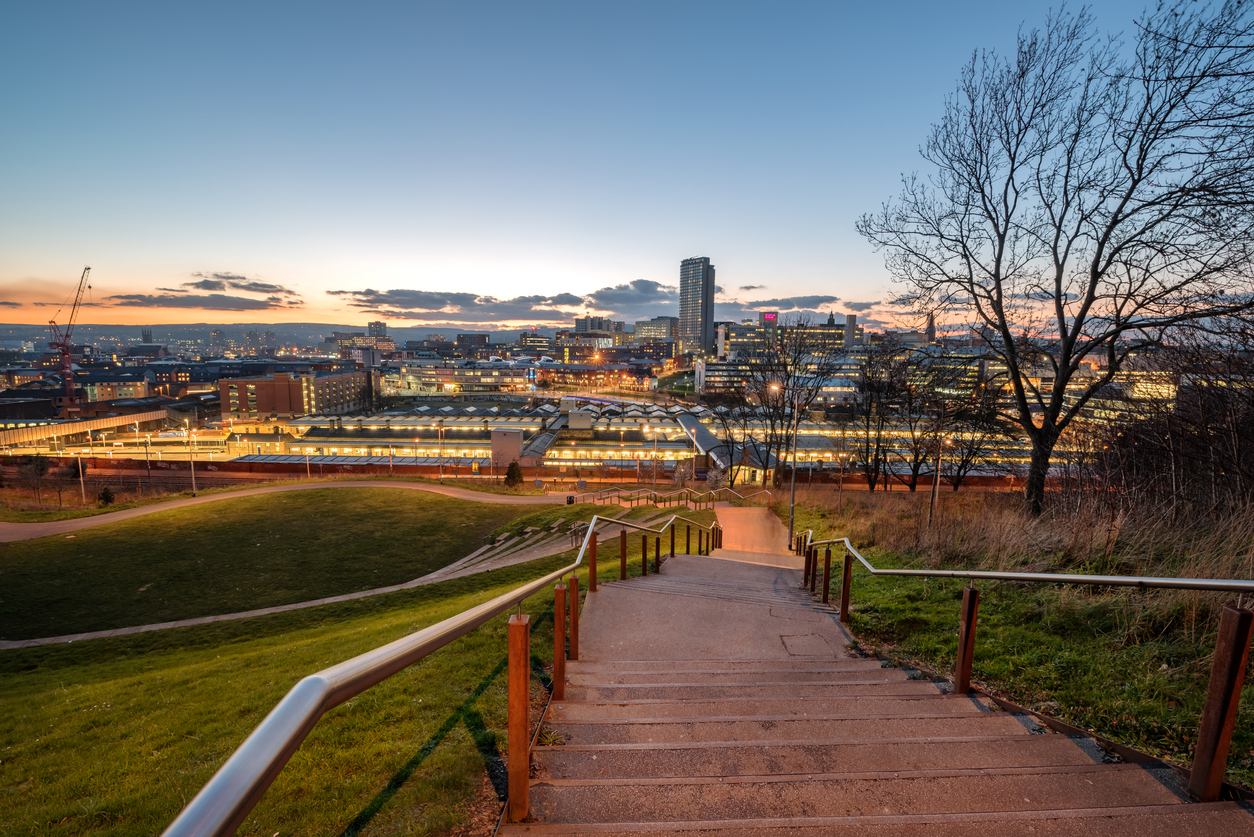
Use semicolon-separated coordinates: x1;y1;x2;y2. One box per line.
1024;434;1057;516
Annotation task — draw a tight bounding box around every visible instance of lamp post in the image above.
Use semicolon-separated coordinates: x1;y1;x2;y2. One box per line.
928;438;951;528
429;420;446;482
77;450;86;503
143;433;152;484
771;384;803;550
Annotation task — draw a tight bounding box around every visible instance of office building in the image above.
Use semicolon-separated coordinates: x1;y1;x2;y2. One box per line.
368;321;388;337
679;256;715;354
634;316;679;341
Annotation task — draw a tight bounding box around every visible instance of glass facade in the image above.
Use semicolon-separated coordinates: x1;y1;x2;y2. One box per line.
679;256;715;355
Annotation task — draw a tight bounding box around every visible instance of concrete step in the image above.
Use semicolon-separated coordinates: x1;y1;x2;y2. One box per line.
534;734;1105;779
546;694;985;721
568;669;915;687
551;710;1038;745
570;681;945;701
567;659;887;673
525;764;1186;824
500;801;1254;836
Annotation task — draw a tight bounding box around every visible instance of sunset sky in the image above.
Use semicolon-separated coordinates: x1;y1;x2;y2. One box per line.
0;1;1149;332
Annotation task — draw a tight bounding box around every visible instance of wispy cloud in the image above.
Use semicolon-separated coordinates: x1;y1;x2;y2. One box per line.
107;293;291;311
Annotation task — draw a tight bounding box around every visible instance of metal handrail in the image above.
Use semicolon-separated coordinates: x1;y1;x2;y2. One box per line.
163;511;720;837
797;530;1254;594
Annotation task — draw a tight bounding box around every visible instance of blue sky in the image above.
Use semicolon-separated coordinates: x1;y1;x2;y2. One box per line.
0;1;1150;330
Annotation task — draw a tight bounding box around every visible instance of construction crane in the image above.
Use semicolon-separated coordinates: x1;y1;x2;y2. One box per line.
48;266;91;416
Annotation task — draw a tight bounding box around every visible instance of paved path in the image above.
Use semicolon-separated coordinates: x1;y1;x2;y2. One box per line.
0;480;564;543
713;503;799;569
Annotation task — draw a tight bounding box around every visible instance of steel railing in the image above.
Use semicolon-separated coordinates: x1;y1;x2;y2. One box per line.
789;528;1254;802
162;511;720;837
794;529;1254;594
569;485;772;508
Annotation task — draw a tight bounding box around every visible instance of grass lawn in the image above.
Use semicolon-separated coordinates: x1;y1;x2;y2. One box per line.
785;501;1254;790
0;557;569;837
0;505;716;835
0;489;565;641
0;475;553;524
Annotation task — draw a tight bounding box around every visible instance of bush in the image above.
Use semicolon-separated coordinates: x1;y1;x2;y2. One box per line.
503;461;524;488
97;486;115;507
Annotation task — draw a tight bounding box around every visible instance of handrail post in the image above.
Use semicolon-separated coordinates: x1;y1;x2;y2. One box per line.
839;547;852;623
620;528;627;580
954;586;980;694
553;584;567;700
589;533;598;593
686;525;691;555
642;534;648;575
1190;604;1253;801
809;547;818;593
670;524;675;557
654;535;661;572
568;576;579;661
822;548;832;604
507;613;530;823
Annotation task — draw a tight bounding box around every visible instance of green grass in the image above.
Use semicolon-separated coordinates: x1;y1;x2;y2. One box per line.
0;556;570;837
0;475;551;524
0;500;717;836
0;489;559;641
785;501;1254;790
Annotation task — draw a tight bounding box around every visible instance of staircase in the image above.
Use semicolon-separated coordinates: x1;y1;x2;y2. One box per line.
499;549;1254;835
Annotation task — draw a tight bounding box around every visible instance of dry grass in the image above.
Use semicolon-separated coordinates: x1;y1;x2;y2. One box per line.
785;486;1254;641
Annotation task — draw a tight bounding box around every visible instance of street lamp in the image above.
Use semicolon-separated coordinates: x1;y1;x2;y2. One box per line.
642;424;659;487
772;384;803;550
928;438;952;528
143;433;152;484
429;420;446;482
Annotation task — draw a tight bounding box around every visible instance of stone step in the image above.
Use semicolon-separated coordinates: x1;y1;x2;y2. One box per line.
534;734;1105;779
567;659;887;673
551;710;1038;745
524;764;1186;825
499;801;1254;836
570;681;945;701
546;694;985;721
568;669;915;687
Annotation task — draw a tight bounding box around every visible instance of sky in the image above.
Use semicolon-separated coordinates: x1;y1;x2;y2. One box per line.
0;0;1151;333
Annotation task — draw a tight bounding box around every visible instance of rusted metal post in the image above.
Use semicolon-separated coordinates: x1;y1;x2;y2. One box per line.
568;576;579;661
641;534;648;575
686;525;691;555
507;613;530;823
810;547;818;593
954;586;980;694
620;528;627;580
654;536;660;572
822;547;832;604
553;584;567;700
670;524;675;557
802;547;811;587
589;533;597;592
1190;605;1254;801
839;547;852;623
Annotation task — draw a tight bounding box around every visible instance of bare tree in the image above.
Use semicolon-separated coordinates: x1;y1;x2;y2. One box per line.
858;2;1254;514
852;338;910;491
743;316;842;486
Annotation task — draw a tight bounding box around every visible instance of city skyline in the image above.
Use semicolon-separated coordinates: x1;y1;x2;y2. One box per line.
1;1;1152;331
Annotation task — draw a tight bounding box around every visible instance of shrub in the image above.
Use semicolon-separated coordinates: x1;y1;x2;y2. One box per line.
97;486;115;507
503;461;524;488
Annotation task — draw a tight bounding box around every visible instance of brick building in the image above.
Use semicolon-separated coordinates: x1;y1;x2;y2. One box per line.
220;369;373;419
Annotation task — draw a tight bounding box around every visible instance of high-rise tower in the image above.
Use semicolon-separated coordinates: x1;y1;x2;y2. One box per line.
678;256;715;354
